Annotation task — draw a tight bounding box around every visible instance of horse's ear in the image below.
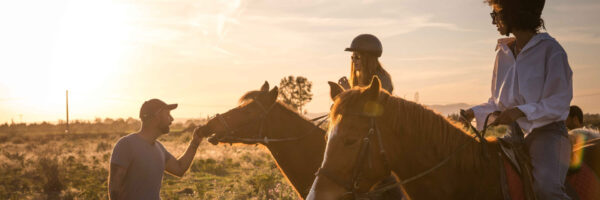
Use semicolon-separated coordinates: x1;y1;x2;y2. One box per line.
365;76;381;100
328;81;344;101
261;81;269;92
267;86;279;103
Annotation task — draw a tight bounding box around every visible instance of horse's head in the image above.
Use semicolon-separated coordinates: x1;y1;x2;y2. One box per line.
205;81;279;145
308;76;395;200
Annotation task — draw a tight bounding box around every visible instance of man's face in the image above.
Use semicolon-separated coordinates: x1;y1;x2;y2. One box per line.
157;109;174;134
492;5;509;36
566;116;580;130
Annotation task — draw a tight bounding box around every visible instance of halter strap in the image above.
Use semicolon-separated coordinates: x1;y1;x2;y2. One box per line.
316;116;395;199
212;100;328;144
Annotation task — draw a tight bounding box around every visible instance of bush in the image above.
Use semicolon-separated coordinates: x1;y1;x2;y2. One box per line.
190;158;234;176
36;157;64;200
95;141;112;152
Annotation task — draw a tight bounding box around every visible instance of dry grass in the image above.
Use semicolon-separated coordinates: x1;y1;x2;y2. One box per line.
0;131;297;200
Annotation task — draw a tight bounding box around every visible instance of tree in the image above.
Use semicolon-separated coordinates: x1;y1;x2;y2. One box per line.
278;75;313;112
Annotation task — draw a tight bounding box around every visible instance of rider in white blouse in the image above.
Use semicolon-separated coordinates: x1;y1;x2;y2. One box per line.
464;0;573;199
471;33;573;133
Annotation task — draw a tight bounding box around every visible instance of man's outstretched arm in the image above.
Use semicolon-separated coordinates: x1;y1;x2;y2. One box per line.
165;127;204;177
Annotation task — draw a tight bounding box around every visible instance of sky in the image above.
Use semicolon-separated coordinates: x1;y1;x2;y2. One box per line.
0;0;599;123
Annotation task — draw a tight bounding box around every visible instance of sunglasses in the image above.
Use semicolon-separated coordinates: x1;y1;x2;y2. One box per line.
490;12;499;24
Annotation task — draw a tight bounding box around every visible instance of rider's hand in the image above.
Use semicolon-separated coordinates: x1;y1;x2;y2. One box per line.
459;109;475;122
338;76;351;90
490;108;525;126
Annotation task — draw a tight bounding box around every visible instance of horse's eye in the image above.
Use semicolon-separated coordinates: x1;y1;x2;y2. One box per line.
344;137;359;146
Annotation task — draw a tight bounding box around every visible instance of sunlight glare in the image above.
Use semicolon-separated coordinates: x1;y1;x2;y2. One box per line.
49;0;133;93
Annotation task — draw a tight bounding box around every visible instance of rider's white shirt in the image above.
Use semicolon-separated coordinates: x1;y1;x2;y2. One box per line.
471;32;573;134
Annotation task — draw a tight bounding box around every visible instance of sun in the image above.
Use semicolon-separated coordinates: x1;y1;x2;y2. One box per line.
49;0;133;93
0;0;135;121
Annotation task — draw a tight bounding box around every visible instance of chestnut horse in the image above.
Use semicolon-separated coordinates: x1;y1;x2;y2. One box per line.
203;81;404;199
308;76;599;200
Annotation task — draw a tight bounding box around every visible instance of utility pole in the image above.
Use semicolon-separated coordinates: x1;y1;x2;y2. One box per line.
66;90;70;133
414;92;420;103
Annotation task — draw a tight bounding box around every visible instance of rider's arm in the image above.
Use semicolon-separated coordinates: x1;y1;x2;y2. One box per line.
515;52;572;124
469;54;501;131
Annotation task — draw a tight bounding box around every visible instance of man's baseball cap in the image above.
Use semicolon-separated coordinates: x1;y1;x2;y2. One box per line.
139;99;178;120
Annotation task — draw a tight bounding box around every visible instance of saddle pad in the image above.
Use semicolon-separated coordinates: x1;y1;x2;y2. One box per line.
504;156;525;200
567;163;600;200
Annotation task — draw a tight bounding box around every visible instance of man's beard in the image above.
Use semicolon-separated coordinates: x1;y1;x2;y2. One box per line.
159;125;170;134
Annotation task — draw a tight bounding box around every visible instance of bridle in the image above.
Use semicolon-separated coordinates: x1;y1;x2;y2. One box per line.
316;115;395;200
211;97;328;145
315;112;495;200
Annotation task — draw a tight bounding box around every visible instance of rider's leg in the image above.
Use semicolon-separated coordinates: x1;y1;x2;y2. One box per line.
525;122;572;200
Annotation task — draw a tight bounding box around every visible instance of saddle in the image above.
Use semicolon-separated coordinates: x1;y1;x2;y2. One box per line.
459;111;536;200
497;125;600;200
498;135;537;200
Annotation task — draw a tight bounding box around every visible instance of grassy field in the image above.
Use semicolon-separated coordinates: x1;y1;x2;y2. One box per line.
0;131;298;200
2;115;593;200
0;118;510;200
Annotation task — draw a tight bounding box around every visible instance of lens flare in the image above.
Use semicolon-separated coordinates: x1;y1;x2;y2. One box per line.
570;133;587;170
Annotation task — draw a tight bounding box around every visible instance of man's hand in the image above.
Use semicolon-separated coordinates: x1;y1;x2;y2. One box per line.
491;107;525;126
165;126;204;177
192;126;208;144
338;76;351;90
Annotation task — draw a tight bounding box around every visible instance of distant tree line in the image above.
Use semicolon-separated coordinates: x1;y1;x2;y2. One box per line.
584;113;600;129
0;117;207;135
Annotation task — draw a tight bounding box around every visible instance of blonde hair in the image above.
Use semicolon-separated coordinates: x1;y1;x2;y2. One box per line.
350;53;394;93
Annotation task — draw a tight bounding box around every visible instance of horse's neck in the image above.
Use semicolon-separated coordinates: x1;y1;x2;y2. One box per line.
263;108;326;198
389;115;503;199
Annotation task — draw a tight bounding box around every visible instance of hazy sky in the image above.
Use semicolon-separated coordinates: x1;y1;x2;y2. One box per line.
1;0;599;123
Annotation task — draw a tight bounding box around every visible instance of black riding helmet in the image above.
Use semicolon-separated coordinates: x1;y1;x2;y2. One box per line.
345;34;383;58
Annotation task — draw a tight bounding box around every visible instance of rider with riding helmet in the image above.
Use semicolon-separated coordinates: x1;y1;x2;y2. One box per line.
338;34;394;94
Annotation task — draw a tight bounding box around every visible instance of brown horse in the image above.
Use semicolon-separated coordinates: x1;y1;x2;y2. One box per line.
203;81;404;199
308;76;599;200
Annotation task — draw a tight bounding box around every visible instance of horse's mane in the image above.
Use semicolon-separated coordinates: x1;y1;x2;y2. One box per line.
239;91;262;104
331;87;491;172
238;90;318;127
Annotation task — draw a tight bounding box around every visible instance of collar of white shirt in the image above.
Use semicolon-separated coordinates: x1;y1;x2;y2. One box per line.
494;32;553;53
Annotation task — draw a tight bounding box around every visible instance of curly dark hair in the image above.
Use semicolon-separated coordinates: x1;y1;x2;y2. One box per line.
486;0;546;34
569;105;584;124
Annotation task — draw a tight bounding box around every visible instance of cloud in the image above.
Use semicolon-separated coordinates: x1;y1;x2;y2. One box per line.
552;27;600;45
243;14;475;37
548;2;600;13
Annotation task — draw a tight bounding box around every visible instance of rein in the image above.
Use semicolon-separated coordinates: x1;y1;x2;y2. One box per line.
316;112;496;199
212;98;328;144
